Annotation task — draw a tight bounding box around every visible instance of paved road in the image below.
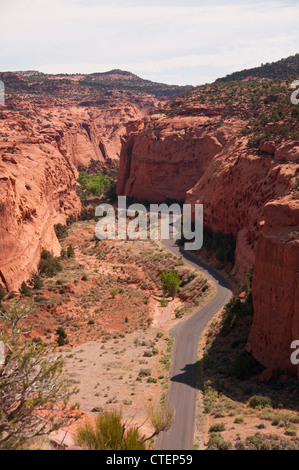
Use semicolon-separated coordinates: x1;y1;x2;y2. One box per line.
155;237;232;450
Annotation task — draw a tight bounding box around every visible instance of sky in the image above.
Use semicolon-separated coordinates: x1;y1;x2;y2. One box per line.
0;0;298;86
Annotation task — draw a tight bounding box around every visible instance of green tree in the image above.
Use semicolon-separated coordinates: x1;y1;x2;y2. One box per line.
67;244;75;259
78;171;109;196
19;281;32;297
0;285;6;302
54;223;68;240
56;327;68;347
38;250;62;278
160;270;180;299
0;301;78;449
110;288;118;299
30;274;44;290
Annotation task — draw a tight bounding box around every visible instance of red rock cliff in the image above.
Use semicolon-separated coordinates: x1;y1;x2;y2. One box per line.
117;114;298;279
0;136;81;292
246;197;299;376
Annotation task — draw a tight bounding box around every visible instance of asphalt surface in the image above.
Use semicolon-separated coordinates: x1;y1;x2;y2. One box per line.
155;237;233;450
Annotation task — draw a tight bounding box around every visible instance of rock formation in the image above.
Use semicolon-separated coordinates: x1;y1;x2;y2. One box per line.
246;196;299;376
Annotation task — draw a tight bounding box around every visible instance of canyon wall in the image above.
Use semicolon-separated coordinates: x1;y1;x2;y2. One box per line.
246;197;299;376
117;116;226;202
117;113;299;375
0;131;81;291
117;114;297;278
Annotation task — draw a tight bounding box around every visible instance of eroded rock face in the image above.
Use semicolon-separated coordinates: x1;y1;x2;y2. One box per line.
117;116;226;202
0;139;81;292
186;140;297;279
246;197;299;377
117;115;297;280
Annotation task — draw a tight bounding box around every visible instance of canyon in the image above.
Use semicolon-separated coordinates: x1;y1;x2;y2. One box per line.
0;70;189;291
1;61;299;383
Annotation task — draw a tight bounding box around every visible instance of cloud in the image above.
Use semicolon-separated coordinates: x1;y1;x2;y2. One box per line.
0;0;298;84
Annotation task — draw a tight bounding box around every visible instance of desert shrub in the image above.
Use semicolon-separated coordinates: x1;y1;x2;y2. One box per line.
138;369;151;377
147;377;157;384
19;281;32;297
209;423;226;433
234;417;244;424
285;427;297;436
30;274;44;290
110;288;118;299
56;327;68;347
38;250;62;278
67;244;75;258
66;214;77;226
54;223;68;240
207;433;232;450
245;433;271;450
80;207;95;221
160;297;168;308
221;297;247;336
248;395;273;409
75;409;145;450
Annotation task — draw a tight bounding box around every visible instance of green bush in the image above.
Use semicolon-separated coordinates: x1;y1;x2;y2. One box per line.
209;423;226;433
110;288;118;299
138;369;151;377
67;244;75;259
221;297;247;336
248;395;273;409
56;327;68;347
207;433;232;450
38;250;62;278
54;223;68;240
19;281;32;297
30;274;44;290
285;427;297;436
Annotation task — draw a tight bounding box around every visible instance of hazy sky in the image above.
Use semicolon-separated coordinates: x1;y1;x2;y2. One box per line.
0;0;298;85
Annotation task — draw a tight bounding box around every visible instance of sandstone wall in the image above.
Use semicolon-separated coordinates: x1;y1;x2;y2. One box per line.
246;197;299;376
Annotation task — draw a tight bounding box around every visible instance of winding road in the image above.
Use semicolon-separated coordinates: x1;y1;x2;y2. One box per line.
155;236;233;450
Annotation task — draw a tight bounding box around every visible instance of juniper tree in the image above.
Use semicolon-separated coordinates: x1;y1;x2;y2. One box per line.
0;300;79;449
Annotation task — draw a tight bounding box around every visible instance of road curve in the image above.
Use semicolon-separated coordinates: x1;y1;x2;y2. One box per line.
155;237;233;450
